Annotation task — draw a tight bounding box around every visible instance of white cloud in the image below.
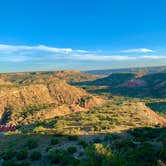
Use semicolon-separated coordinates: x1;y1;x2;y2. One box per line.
141;55;166;59
0;44;165;63
120;48;154;53
36;45;73;53
0;44;86;54
70;54;166;61
70;54;137;61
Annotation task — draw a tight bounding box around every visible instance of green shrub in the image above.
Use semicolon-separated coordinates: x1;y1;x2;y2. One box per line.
93;137;102;143
62;155;80;165
94;125;102;131
16;150;28;160
159;148;166;161
78;140;88;148
30;151;41;161
104;134;111;141
2;150;16;160
111;133;120;140
18;161;30;166
67;146;77;154
85;143;128;166
128;144;156;164
48;150;66;164
33;126;46;134
26;138;39;149
50;138;59;145
47;149;79;165
90;127;95;132
4;130;21;136
2;161;18;166
48;150;61;164
67;135;78;141
157;160;166;166
114;140;136;150
107;153;128;166
86;143;112;166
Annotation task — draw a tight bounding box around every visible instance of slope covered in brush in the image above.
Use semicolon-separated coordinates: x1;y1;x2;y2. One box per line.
0;99;165;166
0;78;103;125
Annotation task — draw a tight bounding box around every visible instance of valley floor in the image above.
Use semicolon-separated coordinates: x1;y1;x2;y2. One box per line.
0;99;166;166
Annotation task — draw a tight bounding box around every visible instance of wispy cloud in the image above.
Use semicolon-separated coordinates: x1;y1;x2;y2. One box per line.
0;44;85;53
70;54;137;61
0;44;165;64
71;54;166;61
0;44;90;62
120;48;154;53
141;55;166;59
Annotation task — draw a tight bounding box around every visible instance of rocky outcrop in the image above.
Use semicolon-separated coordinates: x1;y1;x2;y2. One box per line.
0;80;103;125
135;102;166;126
0;84;53;110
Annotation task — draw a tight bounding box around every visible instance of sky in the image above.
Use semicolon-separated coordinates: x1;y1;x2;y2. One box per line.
0;0;166;72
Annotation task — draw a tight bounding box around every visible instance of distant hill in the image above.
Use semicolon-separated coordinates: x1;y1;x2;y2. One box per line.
75;72;166;98
0;70;102;85
86;66;166;75
53;70;102;82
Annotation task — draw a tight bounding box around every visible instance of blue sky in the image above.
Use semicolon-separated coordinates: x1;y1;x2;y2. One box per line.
0;0;166;72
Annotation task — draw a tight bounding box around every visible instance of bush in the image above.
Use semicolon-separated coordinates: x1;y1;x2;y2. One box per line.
114;139;136;150
30;151;41;161
2;150;16;160
48;150;66;164
62;155;80;165
159;148;166;161
67;146;77;154
78;140;88;148
93;137;102;143
47;149;79;165
18;161;30;166
50;138;59;145
90;127;95;132
16;149;28;160
86;143;112;166
157;160;166;166
94;125;102;131
107;153;128;166
67;135;78;141
128;144;156;165
85;143;128;166
33;126;46;134
2;161;18;166
26;138;39;149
